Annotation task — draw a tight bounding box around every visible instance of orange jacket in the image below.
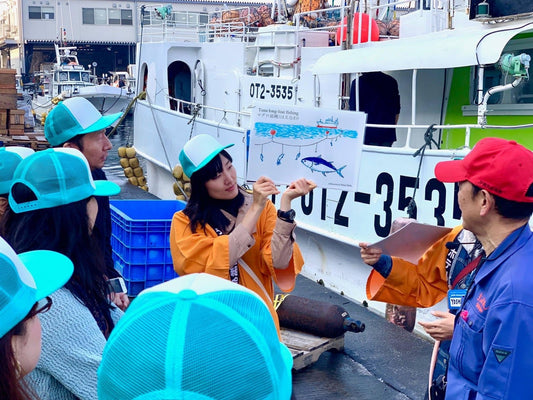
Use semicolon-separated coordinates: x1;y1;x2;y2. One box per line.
170;199;304;332
366;225;463;308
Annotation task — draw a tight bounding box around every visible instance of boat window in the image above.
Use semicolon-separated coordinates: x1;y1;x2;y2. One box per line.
59;72;68;82
471;48;533;106
69;71;81;82
167;61;192;114
81;72;90;82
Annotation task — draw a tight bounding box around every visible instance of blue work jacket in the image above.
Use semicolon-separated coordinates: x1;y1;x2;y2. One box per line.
445;224;533;400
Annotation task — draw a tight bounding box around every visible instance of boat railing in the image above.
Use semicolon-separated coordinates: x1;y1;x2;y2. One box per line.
360;121;533;151
166;94;251;122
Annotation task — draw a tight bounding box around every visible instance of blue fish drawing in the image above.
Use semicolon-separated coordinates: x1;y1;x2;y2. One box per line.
276;153;285;165
301;156;346;178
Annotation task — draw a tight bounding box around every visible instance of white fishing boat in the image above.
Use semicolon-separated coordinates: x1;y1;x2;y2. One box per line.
32;44;133;122
132;0;533;325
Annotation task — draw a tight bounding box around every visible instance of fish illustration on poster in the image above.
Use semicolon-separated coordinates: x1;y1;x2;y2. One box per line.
248;104;366;191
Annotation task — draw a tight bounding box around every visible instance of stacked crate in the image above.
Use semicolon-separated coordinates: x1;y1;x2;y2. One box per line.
0;68;45;149
0;69;17;137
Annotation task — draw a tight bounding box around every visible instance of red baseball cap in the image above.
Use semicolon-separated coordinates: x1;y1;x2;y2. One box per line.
435;138;533;203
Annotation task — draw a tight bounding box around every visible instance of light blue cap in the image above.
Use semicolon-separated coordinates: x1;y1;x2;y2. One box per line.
44;97;122;146
9;148;120;213
0;236;73;338
0;147;35;194
98;273;293;400
179;134;234;178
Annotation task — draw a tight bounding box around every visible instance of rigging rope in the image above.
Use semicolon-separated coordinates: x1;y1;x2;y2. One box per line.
407;124;440;219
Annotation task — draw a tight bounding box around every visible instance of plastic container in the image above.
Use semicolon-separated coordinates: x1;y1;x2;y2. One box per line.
110;199;186;295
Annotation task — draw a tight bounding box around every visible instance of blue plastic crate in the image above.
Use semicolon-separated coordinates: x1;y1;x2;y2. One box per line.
110;199;186;296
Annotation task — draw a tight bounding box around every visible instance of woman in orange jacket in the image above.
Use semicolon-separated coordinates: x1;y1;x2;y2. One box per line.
170;134;316;331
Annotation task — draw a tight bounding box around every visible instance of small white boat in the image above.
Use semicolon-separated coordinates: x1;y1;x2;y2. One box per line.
32;44;133;122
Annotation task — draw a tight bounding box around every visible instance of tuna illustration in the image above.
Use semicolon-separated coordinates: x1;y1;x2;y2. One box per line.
301;156;346;178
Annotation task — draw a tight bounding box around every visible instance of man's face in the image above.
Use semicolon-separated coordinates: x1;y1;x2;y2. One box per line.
457;181;480;232
78;129;112;170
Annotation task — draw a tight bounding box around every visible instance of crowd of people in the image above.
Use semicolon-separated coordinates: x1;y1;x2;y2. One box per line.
0;94;532;400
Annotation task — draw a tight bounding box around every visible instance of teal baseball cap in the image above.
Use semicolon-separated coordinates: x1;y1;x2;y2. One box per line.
9;148;120;213
0;236;73;338
0;147;35;195
98;273;293;400
44;97;122;146
179;134;234;178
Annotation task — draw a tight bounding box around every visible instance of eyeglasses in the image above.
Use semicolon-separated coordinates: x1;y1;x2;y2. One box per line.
28;296;53;319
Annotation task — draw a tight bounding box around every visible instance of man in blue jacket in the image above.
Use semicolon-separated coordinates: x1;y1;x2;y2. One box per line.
434;137;533;399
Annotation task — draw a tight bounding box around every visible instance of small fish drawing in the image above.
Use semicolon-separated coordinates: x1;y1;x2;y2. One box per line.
276;153;285;165
295;152;301;160
301;156;346;178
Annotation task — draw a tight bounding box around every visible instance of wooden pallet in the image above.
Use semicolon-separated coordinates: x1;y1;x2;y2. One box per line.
281;328;345;371
0;133;49;150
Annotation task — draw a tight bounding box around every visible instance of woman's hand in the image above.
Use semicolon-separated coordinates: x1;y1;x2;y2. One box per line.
418;311;455;341
280;178;316;210
252;176;280;210
359;242;382;266
110;292;130;312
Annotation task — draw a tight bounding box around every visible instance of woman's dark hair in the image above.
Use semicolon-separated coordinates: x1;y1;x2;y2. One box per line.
0;190;114;332
471;184;533;220
0;305;40;400
183;150;244;233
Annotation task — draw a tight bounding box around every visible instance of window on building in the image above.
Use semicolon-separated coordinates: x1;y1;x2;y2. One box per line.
29;6;55;20
95;8;107;25
82;8;94;24
82;8;107;25
109;9;121;25
121;9;133;25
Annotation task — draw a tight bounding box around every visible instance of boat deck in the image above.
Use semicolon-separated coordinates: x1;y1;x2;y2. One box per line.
110;179;433;400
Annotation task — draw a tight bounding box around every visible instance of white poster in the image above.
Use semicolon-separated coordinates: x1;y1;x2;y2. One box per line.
248;105;366;191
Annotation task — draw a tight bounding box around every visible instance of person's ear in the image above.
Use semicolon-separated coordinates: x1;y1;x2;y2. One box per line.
479;189;495;216
63;142;80;151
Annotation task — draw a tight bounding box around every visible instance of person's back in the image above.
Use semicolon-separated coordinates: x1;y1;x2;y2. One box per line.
98;273;294;400
2;148;122;400
349;71;400;146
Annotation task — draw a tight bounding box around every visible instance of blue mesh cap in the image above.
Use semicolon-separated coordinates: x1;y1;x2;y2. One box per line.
44;97;122;146
8;148;120;213
98;273;293;400
179;134;234;179
0;236;73;338
0;147;34;195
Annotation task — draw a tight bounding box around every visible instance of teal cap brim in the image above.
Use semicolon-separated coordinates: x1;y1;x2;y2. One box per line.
94;180;121;197
18;250;74;301
80;112;122;135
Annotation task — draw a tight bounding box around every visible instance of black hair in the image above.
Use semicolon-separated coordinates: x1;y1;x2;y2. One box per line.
183;150;244;233
63;134;84;151
0;189;114;330
471;184;533;220
0;304;40;400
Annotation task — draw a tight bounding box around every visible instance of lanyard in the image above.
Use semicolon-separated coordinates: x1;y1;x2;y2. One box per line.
214;227;239;284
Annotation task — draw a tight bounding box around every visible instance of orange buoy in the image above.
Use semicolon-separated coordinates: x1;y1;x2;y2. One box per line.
336;13;380;45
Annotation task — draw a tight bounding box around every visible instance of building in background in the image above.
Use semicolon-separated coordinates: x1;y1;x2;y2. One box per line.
0;0;271;80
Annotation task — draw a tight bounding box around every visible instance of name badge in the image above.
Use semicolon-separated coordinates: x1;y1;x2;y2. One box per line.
448;289;467;310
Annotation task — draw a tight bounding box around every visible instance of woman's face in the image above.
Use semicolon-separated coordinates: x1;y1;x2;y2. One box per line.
11;316;42;377
205;155;238;200
87;197;98;232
